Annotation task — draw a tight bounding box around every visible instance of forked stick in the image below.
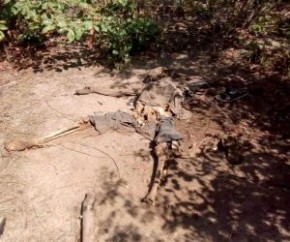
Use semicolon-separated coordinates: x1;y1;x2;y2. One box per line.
4;119;91;151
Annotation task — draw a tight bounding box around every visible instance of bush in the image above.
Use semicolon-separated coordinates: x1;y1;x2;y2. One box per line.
96;0;160;65
0;20;7;40
0;0;160;66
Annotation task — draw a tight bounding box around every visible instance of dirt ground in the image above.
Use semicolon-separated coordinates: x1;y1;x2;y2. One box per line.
0;52;290;242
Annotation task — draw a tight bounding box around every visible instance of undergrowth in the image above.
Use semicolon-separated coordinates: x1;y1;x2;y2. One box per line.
0;0;160;67
0;0;289;73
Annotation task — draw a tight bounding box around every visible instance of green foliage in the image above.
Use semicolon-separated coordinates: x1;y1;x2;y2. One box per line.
0;0;159;66
3;0;95;42
250;14;278;36
96;15;159;65
95;0;160;65
0;20;8;40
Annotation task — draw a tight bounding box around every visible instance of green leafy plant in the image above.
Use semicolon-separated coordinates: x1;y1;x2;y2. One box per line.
0;20;8;40
250;14;278;36
95;0;160;66
95;15;159;65
0;0;159;66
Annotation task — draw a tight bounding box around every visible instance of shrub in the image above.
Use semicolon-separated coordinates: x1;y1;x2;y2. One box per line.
0;20;7;40
0;0;160;66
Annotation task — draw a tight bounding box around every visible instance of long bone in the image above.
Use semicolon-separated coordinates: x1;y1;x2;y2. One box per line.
4;119;90;151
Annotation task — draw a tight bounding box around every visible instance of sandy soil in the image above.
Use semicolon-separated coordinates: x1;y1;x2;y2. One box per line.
0;53;289;242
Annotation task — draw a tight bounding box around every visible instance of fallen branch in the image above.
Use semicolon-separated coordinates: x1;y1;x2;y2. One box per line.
81;193;98;242
0;217;5;237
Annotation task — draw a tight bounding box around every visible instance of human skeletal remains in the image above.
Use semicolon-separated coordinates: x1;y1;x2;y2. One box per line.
5;68;197;205
85;76;187;204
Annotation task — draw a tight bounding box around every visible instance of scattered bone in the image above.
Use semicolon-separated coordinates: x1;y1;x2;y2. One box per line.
6;68;190;206
75;86;138;97
75;73;190;124
81;193;98;242
4;119;90;152
142;118;183;205
4;138;38;151
81;76;187;205
142;142;168;205
134;77;184;123
75;67;171;97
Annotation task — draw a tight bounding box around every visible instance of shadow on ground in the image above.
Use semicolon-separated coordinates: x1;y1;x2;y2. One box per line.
1;14;289;241
91;47;290;241
93;147;290;242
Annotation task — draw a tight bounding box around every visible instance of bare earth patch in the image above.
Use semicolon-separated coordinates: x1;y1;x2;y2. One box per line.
0;53;289;241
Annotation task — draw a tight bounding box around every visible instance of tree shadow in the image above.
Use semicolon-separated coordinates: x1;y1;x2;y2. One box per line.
1;3;289;241
155;136;290;241
92;48;290;240
151;56;290;240
7;44;106;73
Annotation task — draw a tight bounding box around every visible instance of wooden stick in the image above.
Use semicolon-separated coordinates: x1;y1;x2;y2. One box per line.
81;193;98;242
0;217;5;237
